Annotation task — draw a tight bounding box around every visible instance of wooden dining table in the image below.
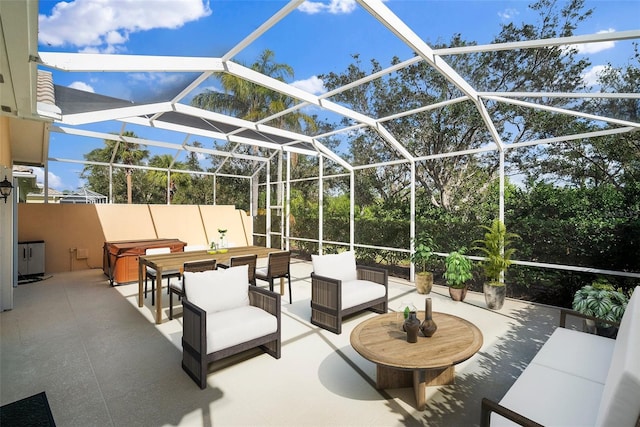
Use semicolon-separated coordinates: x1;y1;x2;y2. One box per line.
138;245;281;324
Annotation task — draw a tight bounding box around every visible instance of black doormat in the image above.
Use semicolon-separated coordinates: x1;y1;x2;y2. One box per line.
0;392;56;426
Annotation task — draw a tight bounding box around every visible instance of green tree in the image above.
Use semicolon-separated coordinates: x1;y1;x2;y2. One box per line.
170;140;215;205
320;0;593;216
81;132;149;203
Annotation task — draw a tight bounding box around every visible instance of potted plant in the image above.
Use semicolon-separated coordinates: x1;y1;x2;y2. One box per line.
473;219;519;310
410;234;435;294
443;248;473;301
572;279;629;338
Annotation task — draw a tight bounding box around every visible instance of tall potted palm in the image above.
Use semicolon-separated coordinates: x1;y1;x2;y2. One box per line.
410;235;435;294
473;219;520;310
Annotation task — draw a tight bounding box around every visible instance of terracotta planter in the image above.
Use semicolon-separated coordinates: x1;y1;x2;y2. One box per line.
449;286;468;301
415;272;433;294
484;282;506;310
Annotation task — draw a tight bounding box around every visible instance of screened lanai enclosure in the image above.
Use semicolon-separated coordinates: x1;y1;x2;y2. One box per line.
3;0;640;306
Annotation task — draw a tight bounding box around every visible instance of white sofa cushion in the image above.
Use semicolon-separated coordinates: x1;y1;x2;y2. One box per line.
312;251;357;283
184;265;249;313
341;279;386;310
206;305;278;354
494;363;604;427
531;327;615;384
595;286;640;427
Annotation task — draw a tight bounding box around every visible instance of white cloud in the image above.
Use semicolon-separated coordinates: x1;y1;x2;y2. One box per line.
39;0;211;52
498;8;519;21
33;168;63;190
298;0;357;15
568;29;616;54
581;64;606;86
69;81;95;92
291;76;326;95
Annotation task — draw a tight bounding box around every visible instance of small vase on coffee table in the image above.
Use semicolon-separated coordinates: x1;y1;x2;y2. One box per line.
404;311;420;343
420;298;438;337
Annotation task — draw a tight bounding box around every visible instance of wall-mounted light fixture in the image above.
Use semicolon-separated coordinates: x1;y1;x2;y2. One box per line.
0;175;14;203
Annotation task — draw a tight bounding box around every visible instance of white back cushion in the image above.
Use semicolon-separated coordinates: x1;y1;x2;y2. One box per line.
595;286;640;427
184;265;249;313
312;251;357;283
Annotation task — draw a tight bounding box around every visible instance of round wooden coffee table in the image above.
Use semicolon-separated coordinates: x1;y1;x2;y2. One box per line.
350;311;483;410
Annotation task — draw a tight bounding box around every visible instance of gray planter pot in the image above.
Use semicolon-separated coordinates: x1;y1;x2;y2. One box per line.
583;319;618;338
484;282;506;310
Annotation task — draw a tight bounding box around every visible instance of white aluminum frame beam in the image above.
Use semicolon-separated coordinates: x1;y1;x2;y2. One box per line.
50;125;267;162
486;95;640;129
434;30;640;56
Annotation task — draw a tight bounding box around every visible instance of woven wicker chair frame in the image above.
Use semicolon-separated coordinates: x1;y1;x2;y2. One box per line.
310;265;388;334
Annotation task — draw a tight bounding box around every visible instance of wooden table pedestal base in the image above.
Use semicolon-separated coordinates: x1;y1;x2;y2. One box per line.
376;365;455;410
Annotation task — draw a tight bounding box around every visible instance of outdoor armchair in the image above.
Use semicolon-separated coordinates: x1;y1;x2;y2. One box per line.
181;265;281;389
311;251;388;334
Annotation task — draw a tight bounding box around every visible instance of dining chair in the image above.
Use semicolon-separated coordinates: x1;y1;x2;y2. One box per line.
255;251;292;304
145;247;182;306
219;254;257;286
169;259;217;320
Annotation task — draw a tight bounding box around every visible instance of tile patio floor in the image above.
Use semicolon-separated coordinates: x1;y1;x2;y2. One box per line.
0;258;562;426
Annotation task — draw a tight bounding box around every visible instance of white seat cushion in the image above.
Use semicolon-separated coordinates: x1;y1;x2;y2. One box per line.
531;327;615;384
184;265;249;313
341;279;386;310
206;305;278;353
169;280;183;293
312;251;357;283
595;286;640;427
494;363;603;427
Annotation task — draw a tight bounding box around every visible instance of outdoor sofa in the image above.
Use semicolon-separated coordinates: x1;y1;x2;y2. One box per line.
481;285;640;426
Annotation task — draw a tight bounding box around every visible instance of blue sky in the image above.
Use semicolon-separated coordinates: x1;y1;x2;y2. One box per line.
36;0;640;191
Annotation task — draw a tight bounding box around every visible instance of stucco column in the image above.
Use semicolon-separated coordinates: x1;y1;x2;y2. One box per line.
0;116;15;311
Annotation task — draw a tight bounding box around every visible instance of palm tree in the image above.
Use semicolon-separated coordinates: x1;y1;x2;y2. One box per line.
191;49;317;134
191;49;318;213
117;132;148;204
82;131;149;203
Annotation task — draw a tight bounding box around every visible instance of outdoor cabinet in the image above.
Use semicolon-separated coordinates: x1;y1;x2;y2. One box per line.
18;240;45;277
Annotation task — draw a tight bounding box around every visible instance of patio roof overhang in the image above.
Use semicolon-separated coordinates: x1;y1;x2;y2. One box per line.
0;0;54;167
